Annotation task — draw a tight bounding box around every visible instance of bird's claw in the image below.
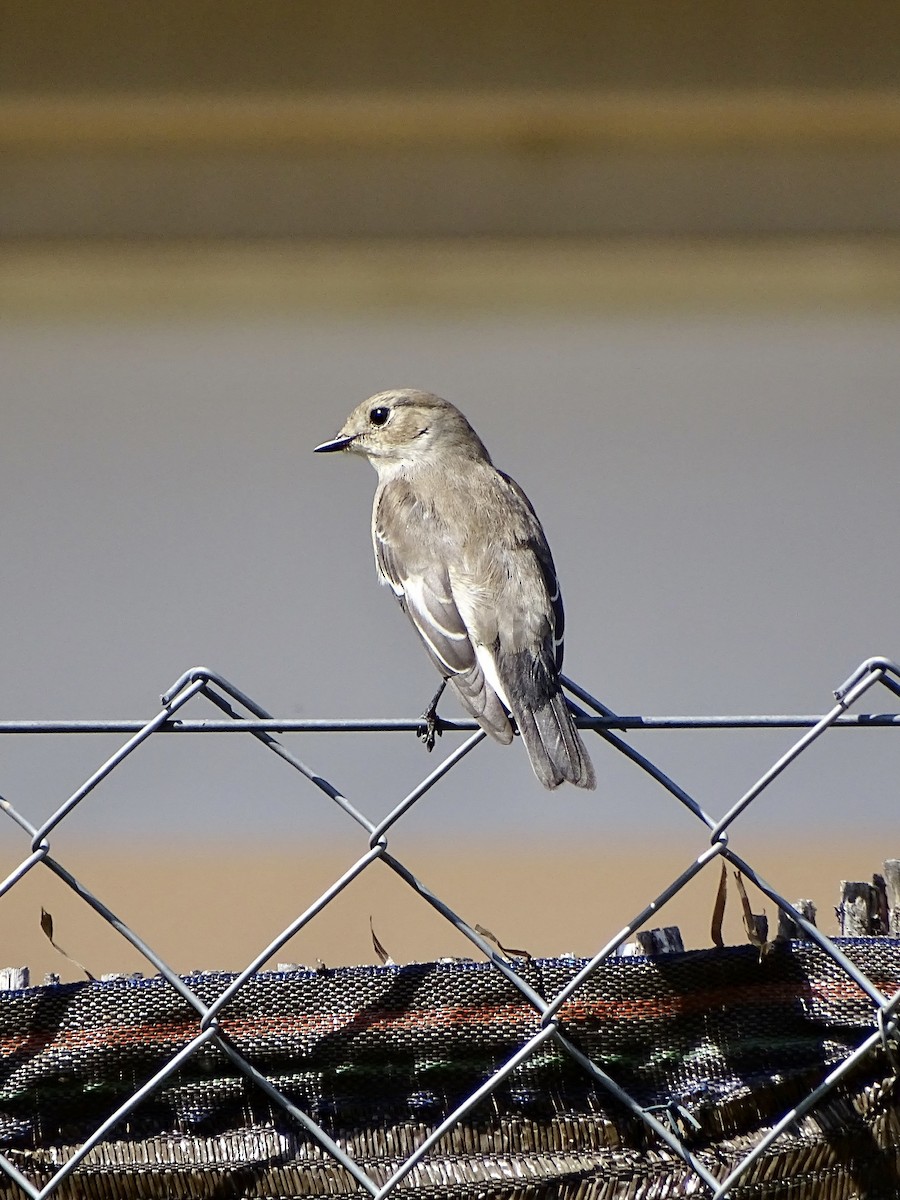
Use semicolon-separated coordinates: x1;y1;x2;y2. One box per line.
417;709;444;752
417;680;448;751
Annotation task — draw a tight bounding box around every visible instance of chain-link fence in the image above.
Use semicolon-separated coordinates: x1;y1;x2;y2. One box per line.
2;655;900;1198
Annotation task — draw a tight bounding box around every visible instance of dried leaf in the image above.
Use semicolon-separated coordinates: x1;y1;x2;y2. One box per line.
710;862;727;948
733;874;771;958
474;923;531;961
369;916;394;966
733;873;754;934
40;908;95;982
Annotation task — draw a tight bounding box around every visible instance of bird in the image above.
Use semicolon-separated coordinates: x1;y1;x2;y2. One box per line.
314;389;595;790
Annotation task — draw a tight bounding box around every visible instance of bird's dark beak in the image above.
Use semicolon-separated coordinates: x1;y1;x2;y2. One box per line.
314;433;355;453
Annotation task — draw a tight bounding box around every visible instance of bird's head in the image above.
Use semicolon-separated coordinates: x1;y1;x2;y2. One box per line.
314;389;490;470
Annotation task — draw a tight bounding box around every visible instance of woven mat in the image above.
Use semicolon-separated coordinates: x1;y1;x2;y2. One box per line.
2;942;900;1198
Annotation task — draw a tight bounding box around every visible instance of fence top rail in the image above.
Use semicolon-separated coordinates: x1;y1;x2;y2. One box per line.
0;712;897;734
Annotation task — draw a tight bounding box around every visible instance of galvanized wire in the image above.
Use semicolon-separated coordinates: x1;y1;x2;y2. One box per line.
1;653;899;1199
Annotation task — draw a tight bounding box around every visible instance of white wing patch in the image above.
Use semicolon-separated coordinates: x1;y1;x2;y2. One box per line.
404;575;468;642
474;643;511;711
397;573;472;676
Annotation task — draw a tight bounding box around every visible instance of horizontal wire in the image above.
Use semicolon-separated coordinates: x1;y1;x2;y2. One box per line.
0;713;897;733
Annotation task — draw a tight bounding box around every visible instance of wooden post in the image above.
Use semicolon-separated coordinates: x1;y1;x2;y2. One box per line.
619;927;685;956
838;880;886;936
883;860;900;935
873;873;890;934
777;899;817;941
0;967;29;990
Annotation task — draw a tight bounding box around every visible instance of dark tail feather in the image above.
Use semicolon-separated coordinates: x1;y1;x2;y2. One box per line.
515;692;596;790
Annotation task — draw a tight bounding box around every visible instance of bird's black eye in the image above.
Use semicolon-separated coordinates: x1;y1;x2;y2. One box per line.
369;406;390;426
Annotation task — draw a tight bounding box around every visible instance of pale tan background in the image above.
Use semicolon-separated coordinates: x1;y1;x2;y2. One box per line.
1;839;890;984
2;2;900;982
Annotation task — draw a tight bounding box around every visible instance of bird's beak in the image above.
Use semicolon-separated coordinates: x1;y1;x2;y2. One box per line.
314;433;355;453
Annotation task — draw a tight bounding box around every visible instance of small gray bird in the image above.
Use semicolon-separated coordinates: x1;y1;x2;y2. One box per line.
315;389;595;790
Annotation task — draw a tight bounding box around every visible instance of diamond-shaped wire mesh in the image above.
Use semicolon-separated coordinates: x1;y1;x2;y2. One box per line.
1;656;900;1199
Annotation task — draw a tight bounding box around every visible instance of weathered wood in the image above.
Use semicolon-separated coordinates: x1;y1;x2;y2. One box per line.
777;900;817;941
620;927;685;956
0;966;29;990
838;881;883;936
883;859;900;935
872;872;890;934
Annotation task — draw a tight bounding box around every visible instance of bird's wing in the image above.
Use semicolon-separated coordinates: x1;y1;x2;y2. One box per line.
439;470;584;776
497;472;565;670
374;512;473;676
374;482;513;742
468;474;592;787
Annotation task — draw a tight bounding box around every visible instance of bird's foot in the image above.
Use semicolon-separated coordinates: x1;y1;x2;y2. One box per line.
417;680;447;752
417;711;443;752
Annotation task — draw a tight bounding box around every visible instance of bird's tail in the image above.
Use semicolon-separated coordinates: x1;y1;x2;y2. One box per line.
514;690;596;790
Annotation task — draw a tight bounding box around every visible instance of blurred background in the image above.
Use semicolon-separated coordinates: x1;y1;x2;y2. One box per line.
2;0;900;979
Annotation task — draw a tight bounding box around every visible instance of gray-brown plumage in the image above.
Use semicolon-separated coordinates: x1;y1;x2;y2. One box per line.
315;388;595;790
